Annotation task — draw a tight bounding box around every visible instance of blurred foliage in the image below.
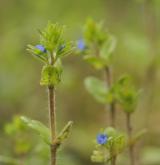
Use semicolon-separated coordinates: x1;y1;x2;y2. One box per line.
85;76;110;103
141;147;160;165
1;116;50;165
79;18;116;70
0;0;160;165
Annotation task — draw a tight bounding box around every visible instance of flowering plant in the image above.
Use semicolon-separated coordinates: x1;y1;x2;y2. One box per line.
24;22;75;165
78;18;146;165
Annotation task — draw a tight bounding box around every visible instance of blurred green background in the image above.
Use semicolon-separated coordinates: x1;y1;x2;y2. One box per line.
0;0;160;165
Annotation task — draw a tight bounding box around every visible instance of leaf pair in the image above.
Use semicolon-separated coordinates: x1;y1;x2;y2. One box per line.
20;116;73;146
113;75;140;113
40;64;62;87
85;75;140;113
27;44;48;63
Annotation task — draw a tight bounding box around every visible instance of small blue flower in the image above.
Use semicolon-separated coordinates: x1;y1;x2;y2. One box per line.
35;44;46;53
77;39;85;51
97;134;108;145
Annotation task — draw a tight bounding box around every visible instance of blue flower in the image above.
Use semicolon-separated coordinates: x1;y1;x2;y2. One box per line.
77;39;85;50
96;134;108;145
35;44;46;53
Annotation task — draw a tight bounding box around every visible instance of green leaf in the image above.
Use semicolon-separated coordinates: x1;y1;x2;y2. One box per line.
57;121;73;143
56;41;75;59
20;116;51;145
113;75;140;113
100;35;116;60
27;45;48;63
40;64;62;87
113;135;126;154
84;77;111;103
104;127;126;153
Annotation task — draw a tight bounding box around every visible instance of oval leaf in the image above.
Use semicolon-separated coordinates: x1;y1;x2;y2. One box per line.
20;116;51;145
84;77;109;103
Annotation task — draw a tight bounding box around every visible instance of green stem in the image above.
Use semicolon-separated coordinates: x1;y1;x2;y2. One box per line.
104;66;116;127
126;113;135;165
48;86;57;165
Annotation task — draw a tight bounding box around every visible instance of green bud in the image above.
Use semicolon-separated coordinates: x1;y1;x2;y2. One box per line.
40;65;62;87
39;22;65;52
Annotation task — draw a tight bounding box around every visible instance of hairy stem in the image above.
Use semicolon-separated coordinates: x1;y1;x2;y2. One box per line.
110;102;116;128
126;113;135;165
110;148;116;165
104;66;116;127
48;86;57;165
111;156;116;165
